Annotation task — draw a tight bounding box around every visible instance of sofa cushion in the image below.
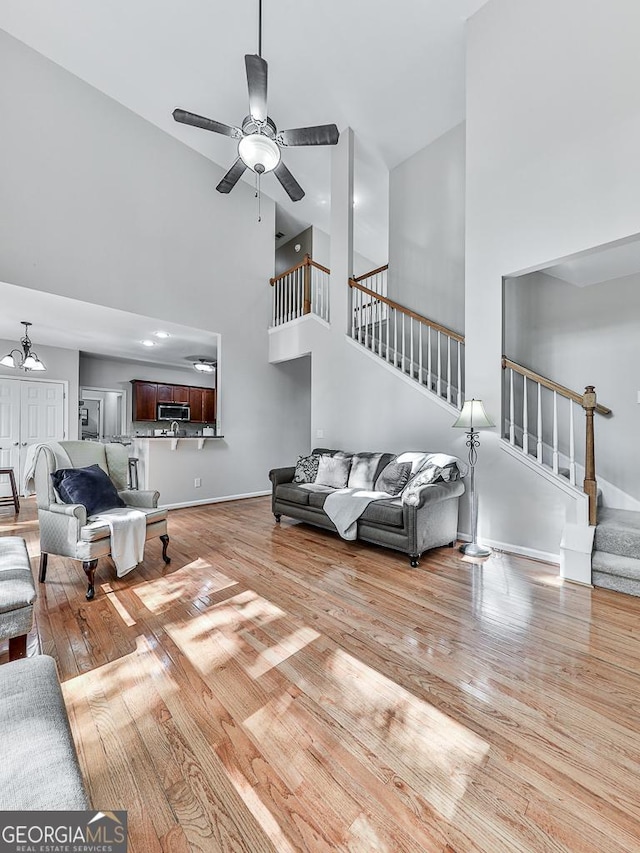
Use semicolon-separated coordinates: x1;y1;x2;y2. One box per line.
51;464;125;516
348;453;384;489
315;453;352;489
360;498;404;528
293;453;320;484
275;483;311;506
80;506;167;542
306;485;336;509
375;460;412;496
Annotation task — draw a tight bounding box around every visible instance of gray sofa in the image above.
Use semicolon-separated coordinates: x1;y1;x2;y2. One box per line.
269;448;465;566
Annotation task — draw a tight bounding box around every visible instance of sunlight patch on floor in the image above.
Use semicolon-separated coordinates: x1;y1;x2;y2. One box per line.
133;557;238;613
100;583;137;626
245;625;320;679
325;648;490;821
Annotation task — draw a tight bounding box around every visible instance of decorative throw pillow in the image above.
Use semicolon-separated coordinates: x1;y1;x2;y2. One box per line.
51;464;125;516
315;452;352;489
374;460;412;496
348;453;384;490
293;453;320;484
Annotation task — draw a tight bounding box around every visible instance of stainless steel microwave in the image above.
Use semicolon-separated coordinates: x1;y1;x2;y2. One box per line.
157;403;190;421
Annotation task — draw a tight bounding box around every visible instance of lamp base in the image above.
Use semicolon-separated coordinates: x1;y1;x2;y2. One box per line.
459;542;492;558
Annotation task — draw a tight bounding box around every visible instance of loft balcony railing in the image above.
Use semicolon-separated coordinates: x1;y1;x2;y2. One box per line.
349;267;465;409
502;357;611;525
269;254;330;327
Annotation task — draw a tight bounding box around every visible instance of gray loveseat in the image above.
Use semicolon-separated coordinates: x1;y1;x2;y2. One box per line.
269;448;465;566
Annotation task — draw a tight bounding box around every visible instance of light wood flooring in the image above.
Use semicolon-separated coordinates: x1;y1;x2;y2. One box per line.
2;497;640;852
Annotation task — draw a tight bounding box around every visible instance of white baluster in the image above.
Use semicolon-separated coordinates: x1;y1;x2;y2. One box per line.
437;332;442;396
446;336;452;403
410;317;414;376
401;313;406;371
569;400;576;485
457;341;462;408
552;390;559;474
427;327;432;391
522;376;529;455
386;300;391;362
536;382;543;463
418;323;423;383
509;369;515;444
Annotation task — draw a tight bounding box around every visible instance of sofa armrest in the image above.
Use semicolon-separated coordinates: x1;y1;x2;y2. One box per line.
406;479;465;509
269;467;296;487
49;502;88;524
118;489;159;508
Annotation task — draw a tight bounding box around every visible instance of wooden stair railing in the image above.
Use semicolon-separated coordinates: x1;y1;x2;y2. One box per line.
269;254;331;326
349;273;465;408
502;357;611;525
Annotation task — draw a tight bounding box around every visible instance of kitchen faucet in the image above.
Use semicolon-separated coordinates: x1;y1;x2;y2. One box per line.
170;420;180;435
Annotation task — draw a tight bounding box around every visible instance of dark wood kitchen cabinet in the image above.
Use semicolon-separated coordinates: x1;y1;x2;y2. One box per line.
202;388;216;422
157;384;190;404
132;380;216;422
131;381;157;421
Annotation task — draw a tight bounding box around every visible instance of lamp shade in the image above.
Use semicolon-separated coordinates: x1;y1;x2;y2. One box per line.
238;133;281;173
452;399;495;430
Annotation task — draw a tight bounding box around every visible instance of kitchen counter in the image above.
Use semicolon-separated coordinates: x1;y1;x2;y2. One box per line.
135;435;224;450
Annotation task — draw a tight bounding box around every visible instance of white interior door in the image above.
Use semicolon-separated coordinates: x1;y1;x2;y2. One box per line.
19;381;65;488
0;379;21;498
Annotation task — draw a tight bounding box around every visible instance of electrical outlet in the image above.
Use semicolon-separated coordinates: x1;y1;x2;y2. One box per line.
194;477;202;488
316;429;324;439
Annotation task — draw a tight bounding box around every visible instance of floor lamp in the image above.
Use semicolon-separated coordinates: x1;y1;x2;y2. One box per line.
452;399;495;558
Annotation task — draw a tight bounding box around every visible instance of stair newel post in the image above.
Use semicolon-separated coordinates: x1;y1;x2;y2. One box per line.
303;254;311;316
582;385;598;526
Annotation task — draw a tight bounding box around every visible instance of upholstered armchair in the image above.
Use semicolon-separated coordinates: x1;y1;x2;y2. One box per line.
33;441;170;600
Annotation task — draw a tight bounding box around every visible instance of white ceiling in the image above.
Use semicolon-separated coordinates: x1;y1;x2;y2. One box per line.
543;236;640;287
0;281;218;368
0;0;489;261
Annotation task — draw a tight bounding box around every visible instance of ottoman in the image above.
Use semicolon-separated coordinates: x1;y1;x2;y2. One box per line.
0;536;36;660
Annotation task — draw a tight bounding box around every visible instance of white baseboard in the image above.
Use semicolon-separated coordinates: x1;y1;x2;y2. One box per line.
483;537;560;566
161;490;271;511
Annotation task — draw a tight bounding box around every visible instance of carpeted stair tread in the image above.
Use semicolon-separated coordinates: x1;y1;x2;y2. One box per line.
594;507;640;559
592;571;640;597
592;550;640;582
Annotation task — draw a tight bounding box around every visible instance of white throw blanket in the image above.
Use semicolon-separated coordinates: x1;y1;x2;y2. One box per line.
23;442;73;495
90;507;147;577
324;488;392;540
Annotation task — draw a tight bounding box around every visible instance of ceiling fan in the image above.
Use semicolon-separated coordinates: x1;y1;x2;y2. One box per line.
172;0;339;204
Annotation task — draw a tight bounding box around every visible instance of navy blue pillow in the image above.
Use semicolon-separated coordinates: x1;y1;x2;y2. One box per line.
51;464;125;516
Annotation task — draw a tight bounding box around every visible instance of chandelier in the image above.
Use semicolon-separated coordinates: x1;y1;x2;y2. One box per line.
1;321;47;372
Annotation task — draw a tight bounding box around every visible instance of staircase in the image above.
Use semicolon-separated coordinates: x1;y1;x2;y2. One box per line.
592;508;640;596
348;267;464;410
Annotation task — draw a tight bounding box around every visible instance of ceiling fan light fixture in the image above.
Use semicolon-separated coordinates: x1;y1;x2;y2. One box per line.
238;133;280;174
193;359;215;374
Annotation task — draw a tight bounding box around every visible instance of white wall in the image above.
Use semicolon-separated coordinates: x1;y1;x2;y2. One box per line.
465;0;640;554
388;122;465;333
0;30;311;498
0;338;80;439
505;270;640;502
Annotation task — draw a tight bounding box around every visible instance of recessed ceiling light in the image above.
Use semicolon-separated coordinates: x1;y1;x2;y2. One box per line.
140;339;156;347
154;331;170;338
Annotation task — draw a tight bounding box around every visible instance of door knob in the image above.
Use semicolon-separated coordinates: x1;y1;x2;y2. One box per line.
21;442;27;447
12;442;19;446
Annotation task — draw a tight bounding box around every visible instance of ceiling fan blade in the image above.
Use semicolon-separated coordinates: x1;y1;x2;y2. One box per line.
245;54;268;122
277;124;339;147
173;109;242;139
274;161;305;202
216;158;248;194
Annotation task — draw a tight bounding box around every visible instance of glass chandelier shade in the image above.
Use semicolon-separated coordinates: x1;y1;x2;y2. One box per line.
1;322;46;372
238;133;281;173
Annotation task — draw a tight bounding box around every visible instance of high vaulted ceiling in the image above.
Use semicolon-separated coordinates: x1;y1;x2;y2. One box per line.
0;0;489;263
